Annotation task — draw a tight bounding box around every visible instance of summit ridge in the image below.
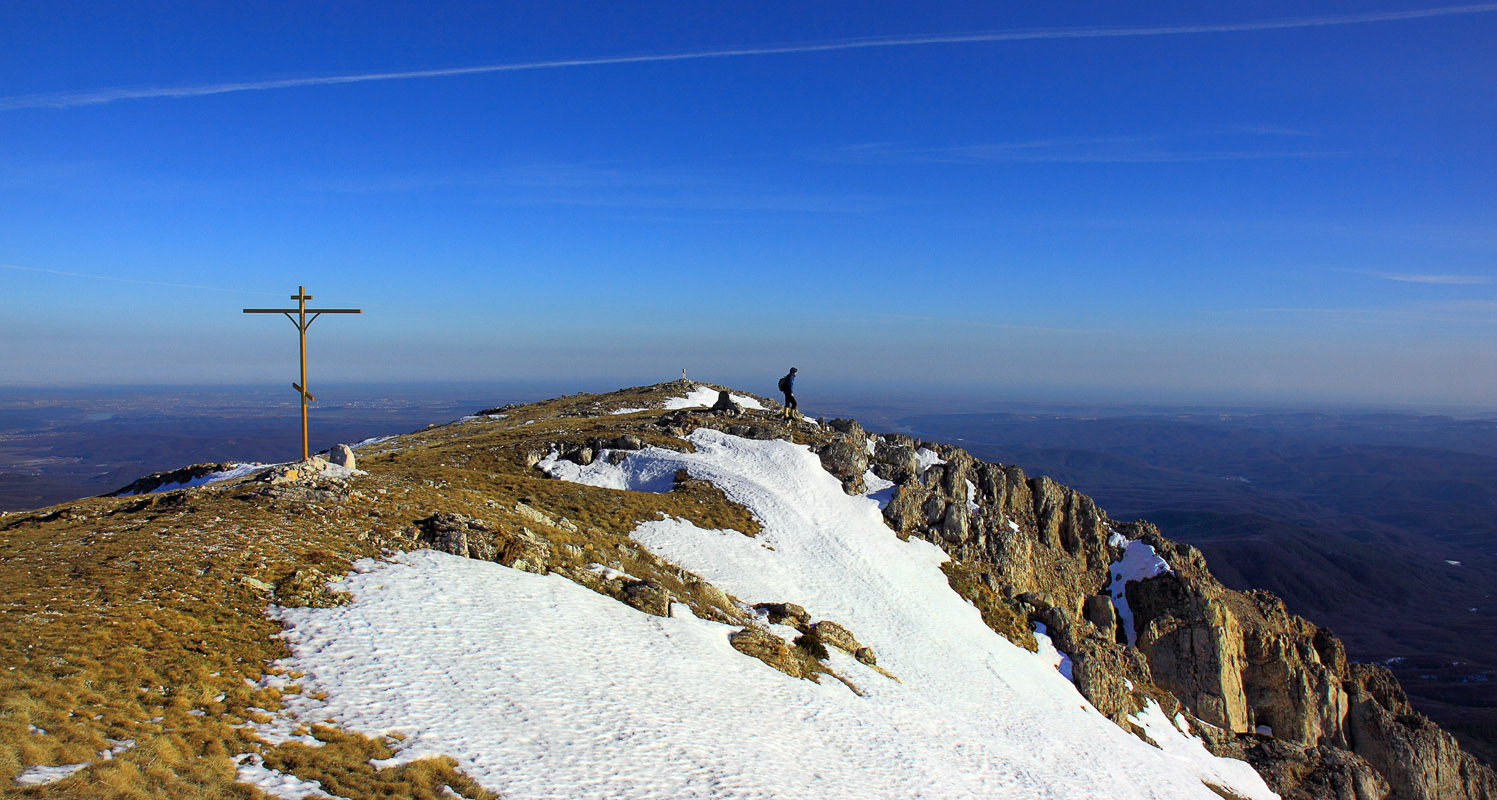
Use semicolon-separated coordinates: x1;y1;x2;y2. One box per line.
1;380;1491;800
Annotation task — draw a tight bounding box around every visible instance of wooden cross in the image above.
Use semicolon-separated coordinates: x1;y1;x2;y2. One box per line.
244;286;362;461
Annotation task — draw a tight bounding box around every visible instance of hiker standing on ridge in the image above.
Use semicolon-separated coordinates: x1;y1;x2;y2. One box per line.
778;367;798;420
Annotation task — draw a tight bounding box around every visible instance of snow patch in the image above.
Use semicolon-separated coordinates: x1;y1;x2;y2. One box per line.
1032;622;1074;682
663;387;765;411
1131;700;1271;798
98;739;135;760
266;429;1275;800
12;762;90;786
1108;539;1174;646
134;462;269;494
535;448;676;493
234;753;348;799
964;479;980;514
586;563;639;582
913;447;946;475
862;470;897;510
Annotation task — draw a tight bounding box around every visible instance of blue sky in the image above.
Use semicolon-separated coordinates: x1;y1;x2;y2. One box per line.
2;2;1495;406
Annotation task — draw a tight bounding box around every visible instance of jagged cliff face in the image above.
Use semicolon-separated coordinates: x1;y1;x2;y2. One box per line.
2;381;1491;800
832;413;1494;800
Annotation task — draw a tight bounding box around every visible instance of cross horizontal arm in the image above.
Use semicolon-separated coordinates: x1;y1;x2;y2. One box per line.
243;308;362;313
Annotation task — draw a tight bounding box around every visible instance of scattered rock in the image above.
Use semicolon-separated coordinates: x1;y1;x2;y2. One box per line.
274;567;350;608
1234;738;1390;800
107;463;238;496
728;627;817;679
754;602;810;626
810;620;861;654
620;579;673;617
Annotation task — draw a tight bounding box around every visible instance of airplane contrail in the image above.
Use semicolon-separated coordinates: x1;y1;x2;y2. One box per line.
4;3;1495;112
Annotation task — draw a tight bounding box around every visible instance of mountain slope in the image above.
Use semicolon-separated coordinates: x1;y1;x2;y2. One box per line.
0;382;1490;799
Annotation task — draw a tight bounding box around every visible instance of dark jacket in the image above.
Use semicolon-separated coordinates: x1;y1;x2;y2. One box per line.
780;371;796;393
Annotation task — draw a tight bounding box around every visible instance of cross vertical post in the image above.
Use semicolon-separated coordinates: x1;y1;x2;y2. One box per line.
244;286;362;461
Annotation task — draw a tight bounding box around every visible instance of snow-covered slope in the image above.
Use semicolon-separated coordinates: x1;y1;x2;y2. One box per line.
264;429;1276;800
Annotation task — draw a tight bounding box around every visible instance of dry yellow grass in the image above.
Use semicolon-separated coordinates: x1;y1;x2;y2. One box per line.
0;382;800;798
2;381;1018;798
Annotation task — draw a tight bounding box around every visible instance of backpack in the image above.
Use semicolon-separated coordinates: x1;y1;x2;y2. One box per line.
777;375;790;393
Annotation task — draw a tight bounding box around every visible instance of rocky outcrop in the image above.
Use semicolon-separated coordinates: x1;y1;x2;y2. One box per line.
729;627;819;679
414;512;552;573
1345;663;1497;800
1229;738;1389;800
106;462;237;496
856;428;1497;800
810;419;869;495
810;620;878;665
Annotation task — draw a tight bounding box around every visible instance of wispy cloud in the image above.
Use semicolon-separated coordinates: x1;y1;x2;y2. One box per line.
4;3;1495;111
1220;298;1497;323
300;163;897;214
1336;267;1495;285
1378;272;1492;285
831;132;1346;165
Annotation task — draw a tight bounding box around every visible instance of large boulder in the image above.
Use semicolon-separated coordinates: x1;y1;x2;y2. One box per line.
328;443;356;469
813;428;869;495
708;390;743;417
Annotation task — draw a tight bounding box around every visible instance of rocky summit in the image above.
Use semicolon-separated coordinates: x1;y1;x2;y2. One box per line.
1;381;1492;800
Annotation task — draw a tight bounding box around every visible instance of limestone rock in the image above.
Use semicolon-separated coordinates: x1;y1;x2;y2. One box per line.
1345;663;1497;800
1084;594;1120;644
871;439;919;484
328;444;356;469
1129;570;1251;733
274;566;350;609
416;512;551;572
620;579;673;617
708;390;742;417
1236;739;1390;800
755;602;810;627
239;576;273;593
729;627;816;679
812;434;869;495
605;434;645;451
107;462;237;496
810;620;861;654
